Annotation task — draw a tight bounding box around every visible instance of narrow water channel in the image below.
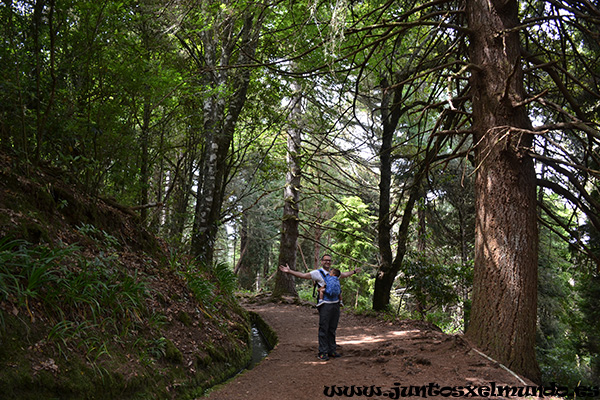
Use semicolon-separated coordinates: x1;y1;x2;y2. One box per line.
247;323;270;369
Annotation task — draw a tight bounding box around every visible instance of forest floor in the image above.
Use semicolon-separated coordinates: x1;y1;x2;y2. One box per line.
204;296;548;400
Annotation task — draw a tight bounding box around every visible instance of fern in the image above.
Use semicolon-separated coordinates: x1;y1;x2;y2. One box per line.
214;262;237;294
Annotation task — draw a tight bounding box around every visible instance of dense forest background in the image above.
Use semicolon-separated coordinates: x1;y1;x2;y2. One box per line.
1;0;599;390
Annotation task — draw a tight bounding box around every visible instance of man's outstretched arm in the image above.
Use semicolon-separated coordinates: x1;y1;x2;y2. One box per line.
340;268;360;279
279;264;312;279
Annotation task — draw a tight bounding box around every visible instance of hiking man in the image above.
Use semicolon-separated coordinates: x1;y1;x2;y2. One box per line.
279;255;359;361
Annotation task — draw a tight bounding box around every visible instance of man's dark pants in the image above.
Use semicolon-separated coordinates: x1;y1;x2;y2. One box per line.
318;302;340;355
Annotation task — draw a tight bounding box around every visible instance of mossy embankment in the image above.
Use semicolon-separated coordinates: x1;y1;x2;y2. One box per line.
0;153;254;399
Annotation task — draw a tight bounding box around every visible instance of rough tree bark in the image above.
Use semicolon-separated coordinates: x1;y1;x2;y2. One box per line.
466;0;541;383
273;84;302;297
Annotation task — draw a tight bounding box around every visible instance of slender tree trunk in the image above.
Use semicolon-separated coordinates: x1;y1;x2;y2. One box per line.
169;149;194;248
466;0;541;383
373;77;441;311
373;134;443;311
140;102;151;222
33;0;56;164
236;210;254;290
149;129;165;232
33;0;44;164
273;84;302;297
313;208;323;269
373;185;421;310
373;77;403;311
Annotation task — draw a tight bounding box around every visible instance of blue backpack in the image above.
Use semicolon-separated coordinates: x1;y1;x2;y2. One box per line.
318;269;341;302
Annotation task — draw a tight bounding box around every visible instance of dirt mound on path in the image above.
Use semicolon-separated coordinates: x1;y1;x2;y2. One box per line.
205;298;535;400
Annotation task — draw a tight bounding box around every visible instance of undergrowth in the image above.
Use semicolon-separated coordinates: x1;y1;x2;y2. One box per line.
0;237;149;362
0;234;252;399
169;250;239;316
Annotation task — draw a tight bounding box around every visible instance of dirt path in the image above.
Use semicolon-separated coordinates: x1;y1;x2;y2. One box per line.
204;298;533;400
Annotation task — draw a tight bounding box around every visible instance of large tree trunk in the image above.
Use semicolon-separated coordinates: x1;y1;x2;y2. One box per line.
273;85;302;297
190;77;226;265
466;0;541;383
190;10;262;266
190;75;226;265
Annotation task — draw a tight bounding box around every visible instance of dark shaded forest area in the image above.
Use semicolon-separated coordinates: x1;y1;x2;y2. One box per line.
1;0;600;397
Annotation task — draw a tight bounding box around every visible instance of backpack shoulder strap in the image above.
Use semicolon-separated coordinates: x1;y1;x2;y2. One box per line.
313;269;327;298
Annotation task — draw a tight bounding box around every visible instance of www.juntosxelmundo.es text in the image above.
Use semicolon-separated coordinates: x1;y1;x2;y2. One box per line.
323;382;600;398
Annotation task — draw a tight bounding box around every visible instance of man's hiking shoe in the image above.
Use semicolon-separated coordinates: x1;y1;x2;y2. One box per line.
328;351;342;358
317;353;330;361
316;299;324;307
